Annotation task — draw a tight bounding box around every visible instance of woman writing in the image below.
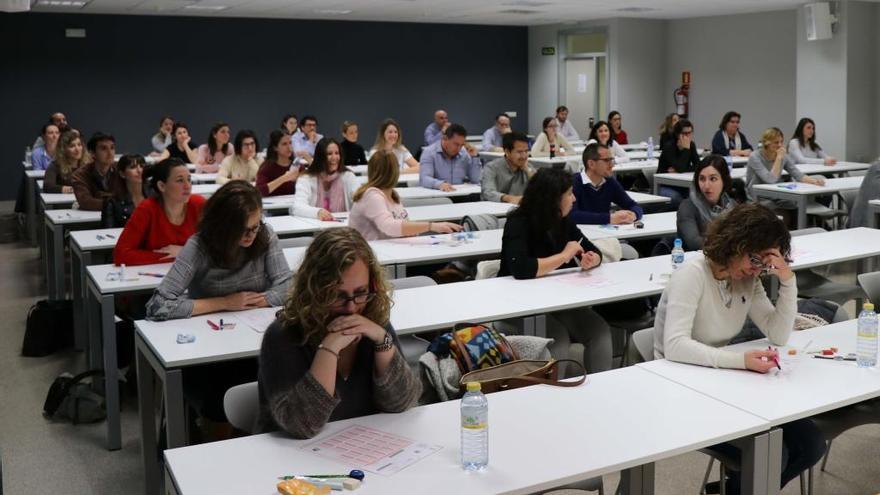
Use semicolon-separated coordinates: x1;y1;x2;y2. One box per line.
654;203;825;494
349;150;460;240
676;155;736;251
499;167;612;373
291;138;360;221
256;130;299;196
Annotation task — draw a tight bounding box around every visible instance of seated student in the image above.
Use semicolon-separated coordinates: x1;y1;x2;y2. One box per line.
195;122;234;173
256;130;299;197
256;227;421;438
292;115;323;166
419;123;482;191
349;150;460;241
291;138;360;221
554;105;580;142
217;130;261;184
151;116;174;156
656;119;701;209
33;112;69;149
44;130;88;194
113;158;206;266
158;122;199;164
570;143;643;225
31;123;60;171
788;118;836;165
481;131;534;205
608;111;628;145
677;155;736;251
654;203;825;494
281;113;298;136
423;109;449;146
847;161;880;228
499;167;612;373
658;112;680;151
531;117;574;157
72;132;117;211
339;120;367;166
711;111;753;157
745;127;824;209
585;120;629;163
480;113;511;152
102;154;146;228
372;119;420;174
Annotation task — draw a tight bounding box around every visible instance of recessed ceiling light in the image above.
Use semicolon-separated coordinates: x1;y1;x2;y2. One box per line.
183;4;228;11
499;9;539;15
315;9;352;15
614;7;658;13
37;0;89;7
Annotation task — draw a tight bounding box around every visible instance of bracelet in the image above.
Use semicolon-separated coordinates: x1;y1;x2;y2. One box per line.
374;332;394;353
317;344;339;359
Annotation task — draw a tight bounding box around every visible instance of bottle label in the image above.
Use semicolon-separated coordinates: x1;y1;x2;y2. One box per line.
462;415;487;430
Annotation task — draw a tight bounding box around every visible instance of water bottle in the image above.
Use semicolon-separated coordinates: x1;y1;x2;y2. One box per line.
460;382;488;471
24;146;32;168
724;155;734;173
671;238;685;271
856;302;878;368
549;143;556;159
646;137;654;160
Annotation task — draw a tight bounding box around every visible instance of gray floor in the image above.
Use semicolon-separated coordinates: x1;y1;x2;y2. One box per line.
0;236;878;494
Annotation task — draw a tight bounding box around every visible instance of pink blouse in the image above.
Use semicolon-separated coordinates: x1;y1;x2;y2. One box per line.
195;143;233;173
348;187;409;241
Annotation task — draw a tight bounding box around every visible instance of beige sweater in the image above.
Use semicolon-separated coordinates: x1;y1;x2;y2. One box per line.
217;154;261;184
654;257;797;369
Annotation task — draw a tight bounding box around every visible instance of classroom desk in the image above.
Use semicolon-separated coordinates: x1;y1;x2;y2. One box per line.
160;366;769;495
70;228;122;349
189;173;216;184
396;184;482;199
752;176;864;229
349;170;420;185
578;211;677;241
867;199;880;229
43;209;102;301
24;169;44;245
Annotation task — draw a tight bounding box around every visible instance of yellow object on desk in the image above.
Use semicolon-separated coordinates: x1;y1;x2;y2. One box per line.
277;479;331;495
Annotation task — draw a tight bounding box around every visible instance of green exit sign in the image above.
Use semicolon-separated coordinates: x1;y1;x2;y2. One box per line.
541;46;556;56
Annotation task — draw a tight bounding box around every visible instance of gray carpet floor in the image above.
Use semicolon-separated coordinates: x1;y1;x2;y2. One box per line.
0;236;878;494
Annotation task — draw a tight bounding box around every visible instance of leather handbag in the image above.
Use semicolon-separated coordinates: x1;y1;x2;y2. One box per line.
459;358;587;394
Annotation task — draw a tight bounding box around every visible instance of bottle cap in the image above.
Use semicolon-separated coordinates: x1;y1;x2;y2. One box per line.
466;382;481;392
864;302;875;311
673;238;682;247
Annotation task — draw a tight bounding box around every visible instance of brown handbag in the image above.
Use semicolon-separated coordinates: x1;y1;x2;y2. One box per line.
458;359;587;394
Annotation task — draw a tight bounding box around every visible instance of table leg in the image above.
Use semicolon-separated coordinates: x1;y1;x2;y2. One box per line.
868;208;878;229
164;464;180;495
86;279;102;372
137;335;160;495
164;368;186;449
42;218;54;300
534;314;547;338
100;293;121;451
619;462;655;495
734;428;782;495
71;246;91;351
522;316;535;336
26;176;36;245
797;197;807;230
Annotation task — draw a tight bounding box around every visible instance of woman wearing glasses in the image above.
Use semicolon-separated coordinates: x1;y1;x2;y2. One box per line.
654;203;824;494
256;227;421;438
531;116;574;157
657;119;701;209
146;180;291;321
217;129;261;184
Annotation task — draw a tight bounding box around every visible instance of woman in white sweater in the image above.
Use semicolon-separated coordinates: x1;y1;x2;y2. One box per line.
788;118;836;165
291;138;360;221
654;203;824;495
531;117;574;157
217;129;261;184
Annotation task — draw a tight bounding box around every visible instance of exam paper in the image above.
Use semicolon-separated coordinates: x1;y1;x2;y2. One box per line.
303;425;442;476
233;307;279;333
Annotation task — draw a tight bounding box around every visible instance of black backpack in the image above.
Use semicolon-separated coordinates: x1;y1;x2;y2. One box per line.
43;369;106;424
22;299;74;357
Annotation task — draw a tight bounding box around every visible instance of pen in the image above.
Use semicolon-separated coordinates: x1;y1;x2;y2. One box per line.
814;355;857;361
649;273;653;281
106;233;115;239
768;346;782;370
96;235;105;240
207;320;220;331
137;272;165;278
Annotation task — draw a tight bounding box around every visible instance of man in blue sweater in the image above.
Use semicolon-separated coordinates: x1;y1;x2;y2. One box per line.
569;143;643;225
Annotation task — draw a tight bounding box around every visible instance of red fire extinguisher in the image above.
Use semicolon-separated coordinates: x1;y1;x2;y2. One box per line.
674;71;690;118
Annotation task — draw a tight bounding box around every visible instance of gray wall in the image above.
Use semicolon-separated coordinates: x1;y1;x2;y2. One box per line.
612;18;667;144
665;10;797;149
844;1;877;162
0;13;528;200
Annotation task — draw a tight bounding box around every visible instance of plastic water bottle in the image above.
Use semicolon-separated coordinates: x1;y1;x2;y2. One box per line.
646;137;654;160
461;382;488;471
856;302;878;368
24;146;32;168
671;238;685;271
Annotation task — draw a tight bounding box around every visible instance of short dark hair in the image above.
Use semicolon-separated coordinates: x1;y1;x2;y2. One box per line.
86;132;115;153
197;181;269;269
692;154;733;198
673;119;693;139
495;113;509;123
607;110;621;121
588;120;617;144
171;122;189;135
233;129;258;156
582;142;608;165
555;105;569;114
542;117;555;130
718;111;741;130
41;123;59;136
444;123;467;139
703;203;791;267
502;131;529;151
301;115;318;127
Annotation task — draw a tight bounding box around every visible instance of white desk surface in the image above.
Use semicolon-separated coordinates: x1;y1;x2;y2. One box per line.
25;169;44;178
396;184;481;199
191;184;219;196
784;227;880;271
578;212;677;241
639;320;880;427
626;191;670;205
164;366;767;495
40;192;75;206
70;228;123;250
87;262;172;294
796;161;870;174
870;199;880;207
190;173;217;183
352;172;420;184
752;176;863;196
612;160;658;174
44;209;101;225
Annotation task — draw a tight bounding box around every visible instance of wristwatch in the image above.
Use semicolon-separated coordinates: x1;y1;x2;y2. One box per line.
374;332;394;352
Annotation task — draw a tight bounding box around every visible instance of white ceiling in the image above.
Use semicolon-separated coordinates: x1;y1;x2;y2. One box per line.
29;0;836;26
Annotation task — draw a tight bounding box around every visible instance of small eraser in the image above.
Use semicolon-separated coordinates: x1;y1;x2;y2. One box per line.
342;478;361;490
177;333;196;344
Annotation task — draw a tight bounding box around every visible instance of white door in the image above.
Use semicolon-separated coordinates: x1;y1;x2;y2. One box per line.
564;58;596;138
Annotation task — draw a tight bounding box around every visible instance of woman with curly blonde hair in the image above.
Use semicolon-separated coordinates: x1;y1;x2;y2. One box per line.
256;227;421;438
44;130;89;193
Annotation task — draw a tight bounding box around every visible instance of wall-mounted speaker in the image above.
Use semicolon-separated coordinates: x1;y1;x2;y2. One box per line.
805;2;834;41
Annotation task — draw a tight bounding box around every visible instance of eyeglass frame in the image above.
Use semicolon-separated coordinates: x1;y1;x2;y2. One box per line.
332;291;377;306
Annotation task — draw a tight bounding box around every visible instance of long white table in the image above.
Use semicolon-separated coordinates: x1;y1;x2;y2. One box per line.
160;366;769;495
653;162;869;195
43;209;102;301
752;176;864;229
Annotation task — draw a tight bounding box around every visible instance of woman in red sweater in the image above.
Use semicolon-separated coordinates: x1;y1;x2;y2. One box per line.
113;158;206;266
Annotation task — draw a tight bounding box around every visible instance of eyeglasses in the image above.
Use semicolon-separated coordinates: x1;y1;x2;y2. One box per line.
241;141;257;148
749;253;792;274
595;157;614;163
680;131;693;136
332;292;376;306
243;221;263;237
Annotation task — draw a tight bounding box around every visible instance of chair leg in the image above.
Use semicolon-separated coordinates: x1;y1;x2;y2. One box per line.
808;466;814;495
821;439;832;471
598;481;605;495
620;332;631;368
699;458;715;494
799;471;807;495
719;462;727;495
